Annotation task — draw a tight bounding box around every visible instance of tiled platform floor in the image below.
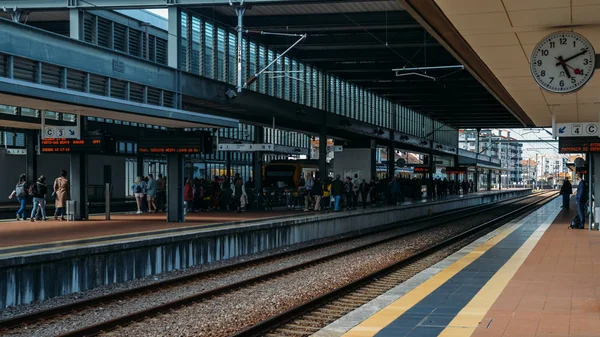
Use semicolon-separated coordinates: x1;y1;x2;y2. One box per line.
471;204;600;337
325;195;596;337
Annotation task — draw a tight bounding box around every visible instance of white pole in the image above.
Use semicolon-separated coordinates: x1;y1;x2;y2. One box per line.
235;6;246;93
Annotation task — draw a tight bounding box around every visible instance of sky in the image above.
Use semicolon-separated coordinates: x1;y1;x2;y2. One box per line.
147;9;168;18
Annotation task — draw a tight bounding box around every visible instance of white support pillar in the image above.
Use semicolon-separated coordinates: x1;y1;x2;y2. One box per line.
235;5;246;92
69;8;81;40
551;105;559;139
167;7;180;69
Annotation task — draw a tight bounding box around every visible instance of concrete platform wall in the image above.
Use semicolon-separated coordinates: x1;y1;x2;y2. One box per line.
0;189;531;309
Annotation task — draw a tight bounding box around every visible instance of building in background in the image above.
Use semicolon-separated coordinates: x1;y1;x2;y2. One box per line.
459;129;523;186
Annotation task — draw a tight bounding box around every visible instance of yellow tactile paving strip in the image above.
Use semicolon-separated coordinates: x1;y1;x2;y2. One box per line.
437;213;553;337
341;220;526;337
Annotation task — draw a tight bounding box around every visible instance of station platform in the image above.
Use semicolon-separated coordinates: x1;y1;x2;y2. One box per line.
317;196;598;337
0;188;530;310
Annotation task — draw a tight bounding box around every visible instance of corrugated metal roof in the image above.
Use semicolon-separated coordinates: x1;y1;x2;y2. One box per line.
0;10;68;22
214;1;403;17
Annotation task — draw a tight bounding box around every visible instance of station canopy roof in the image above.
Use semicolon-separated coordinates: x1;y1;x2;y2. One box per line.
181;0;534;129
401;0;600;127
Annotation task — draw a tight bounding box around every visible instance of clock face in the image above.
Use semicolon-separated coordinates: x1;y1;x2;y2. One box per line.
530;32;596;94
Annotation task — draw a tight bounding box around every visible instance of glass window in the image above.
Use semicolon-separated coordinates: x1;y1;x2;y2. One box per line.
258;45;267;94
283;57;291;101
180;12;188;71
267;50;275;96
249;41;257;91
191;16;201;75
291;60;298;103
204;22;214;78
275;54;283;98
216;28;226;82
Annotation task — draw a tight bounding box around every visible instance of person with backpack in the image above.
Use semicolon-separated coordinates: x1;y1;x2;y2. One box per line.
30;175;48;222
53;169;70;221
360;179;370;209
131;176;146;214
8;174;28;221
331;175;344;212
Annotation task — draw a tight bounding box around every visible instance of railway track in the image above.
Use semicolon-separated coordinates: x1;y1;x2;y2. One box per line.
234;191;558;337
0;192;554;337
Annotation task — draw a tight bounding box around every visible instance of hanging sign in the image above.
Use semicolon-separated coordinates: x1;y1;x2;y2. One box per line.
217;143;275;152
555;123;599;137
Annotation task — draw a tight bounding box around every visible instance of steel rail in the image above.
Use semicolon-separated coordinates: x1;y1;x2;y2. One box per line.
232;192;558;337
0;192;542;336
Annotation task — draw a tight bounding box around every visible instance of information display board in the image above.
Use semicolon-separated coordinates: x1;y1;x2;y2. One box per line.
137;131;211;154
558;137;600;153
413;167;430;174
41;136;106;153
445;167;467;175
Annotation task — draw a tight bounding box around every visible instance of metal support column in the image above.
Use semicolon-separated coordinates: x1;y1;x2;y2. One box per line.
474;128;481;192
167;153;184;222
235;4;246;93
253;126;264;193
26;130;37;185
69;151;87;220
69;9;81;40
136;152;144;178
226;152;232;181
370;139;377;182
387;140;394;181
319;122;328;179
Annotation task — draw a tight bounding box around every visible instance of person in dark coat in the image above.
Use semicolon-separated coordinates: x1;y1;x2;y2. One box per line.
560;178;573;209
331;175;344;212
576;174;588;227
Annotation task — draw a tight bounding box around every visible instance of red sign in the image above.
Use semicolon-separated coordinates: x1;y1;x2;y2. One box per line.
413;167;430;173
445;167;467;175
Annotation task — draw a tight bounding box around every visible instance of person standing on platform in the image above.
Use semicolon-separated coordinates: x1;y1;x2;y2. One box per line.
352;174;360;209
184;178;194;213
131;176;146;214
344;177;353;210
232;177;246;213
576;173;588;227
331;175;344;212
146;174;157;213
312;174;323;211
360;179;370;209
211;176;220;210
156;173;166;212
30;175;48;222
304;173;314;212
560;178;572;209
8;174;28;221
53;170;70;221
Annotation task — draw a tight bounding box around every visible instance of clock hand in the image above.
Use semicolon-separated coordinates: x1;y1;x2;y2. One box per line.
555;57;582;75
557;56;572;78
555;49;588;66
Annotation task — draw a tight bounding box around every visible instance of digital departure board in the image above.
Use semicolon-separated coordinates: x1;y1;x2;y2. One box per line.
559;137;600;153
413;167;430;173
445;167;467;175
41;136;106;153
138;131;212;154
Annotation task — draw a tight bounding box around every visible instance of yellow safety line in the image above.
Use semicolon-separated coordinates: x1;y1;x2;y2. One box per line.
437;216;552;337
341;221;526;337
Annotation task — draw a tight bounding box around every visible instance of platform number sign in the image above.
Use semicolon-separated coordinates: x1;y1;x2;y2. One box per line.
572;124;582;135
587;123;598;136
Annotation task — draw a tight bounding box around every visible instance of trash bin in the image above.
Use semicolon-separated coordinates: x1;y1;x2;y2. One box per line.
66;200;77;221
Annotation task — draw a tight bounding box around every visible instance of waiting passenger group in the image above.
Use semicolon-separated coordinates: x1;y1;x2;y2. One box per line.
8;169;70;221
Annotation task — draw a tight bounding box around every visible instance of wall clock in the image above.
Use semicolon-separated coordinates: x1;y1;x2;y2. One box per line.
530;31;596;94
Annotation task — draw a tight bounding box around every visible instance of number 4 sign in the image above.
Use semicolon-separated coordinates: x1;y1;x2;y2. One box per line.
555;123;599;137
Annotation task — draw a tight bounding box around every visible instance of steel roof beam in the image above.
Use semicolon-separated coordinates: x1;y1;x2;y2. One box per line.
0;0;327;10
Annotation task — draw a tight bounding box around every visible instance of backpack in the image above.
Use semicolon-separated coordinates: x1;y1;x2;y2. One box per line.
28;183;37;197
15;183;27;198
134;184;142;194
570;215;584;229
